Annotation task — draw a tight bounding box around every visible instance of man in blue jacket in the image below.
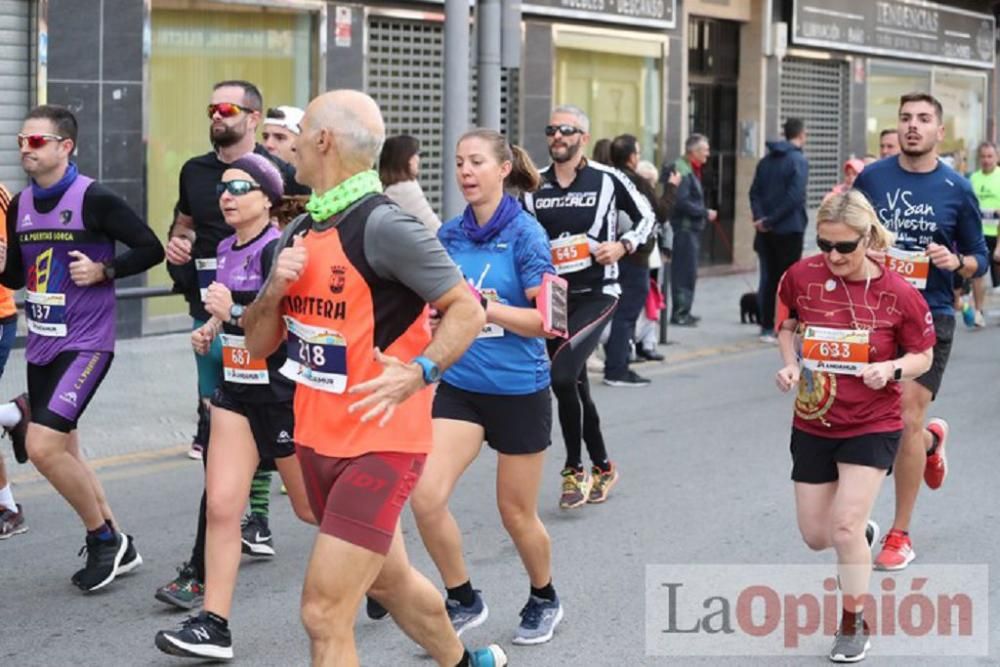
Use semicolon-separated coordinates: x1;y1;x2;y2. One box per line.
665;134;716;326
749;118;808;342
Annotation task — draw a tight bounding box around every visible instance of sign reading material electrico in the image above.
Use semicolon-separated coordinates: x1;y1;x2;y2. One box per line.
792;0;995;69
523;0;676;29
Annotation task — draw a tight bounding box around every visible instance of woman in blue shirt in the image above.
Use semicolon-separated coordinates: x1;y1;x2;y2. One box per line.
410;129;563;646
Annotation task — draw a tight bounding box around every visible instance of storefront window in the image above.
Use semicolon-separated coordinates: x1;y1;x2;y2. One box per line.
865;62;930;155
147;7;315;321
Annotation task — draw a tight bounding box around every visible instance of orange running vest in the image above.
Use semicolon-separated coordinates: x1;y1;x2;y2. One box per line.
0;185;18;319
282;195;433;458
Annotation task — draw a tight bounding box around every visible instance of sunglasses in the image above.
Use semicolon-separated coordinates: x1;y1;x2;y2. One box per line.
207;103;256;119
216;179;262;197
544;124;584;137
17;133;65;149
816;236;865;254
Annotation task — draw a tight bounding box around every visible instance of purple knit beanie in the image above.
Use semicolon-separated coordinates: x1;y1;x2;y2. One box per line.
229;152;284;206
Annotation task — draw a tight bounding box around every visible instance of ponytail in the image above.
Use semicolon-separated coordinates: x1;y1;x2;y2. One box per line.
506;144;541;193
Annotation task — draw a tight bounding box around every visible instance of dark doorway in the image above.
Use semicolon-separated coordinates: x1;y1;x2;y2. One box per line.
688;17;740;265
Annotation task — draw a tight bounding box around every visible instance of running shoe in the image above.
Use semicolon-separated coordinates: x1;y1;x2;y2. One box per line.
73;532;127;592
961;301;976;328
118;533;143;575
924;418;949;490
873;529;915;571
512;594;563;645
558;468;591;510
5;393;29;463
588;463;619;504
602;370;651;387
155;561;205;610
974;310;986;328
187;443;204;461
585;353;604;374
469;645;508;667
865;520;879;550
0;503;27;539
367;596;389;620
759;333;778;344
829;616;870;663
446;590;489;637
155;613;233;661
240;513;275;557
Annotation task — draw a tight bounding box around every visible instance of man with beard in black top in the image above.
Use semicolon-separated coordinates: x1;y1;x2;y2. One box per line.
156;80;305;611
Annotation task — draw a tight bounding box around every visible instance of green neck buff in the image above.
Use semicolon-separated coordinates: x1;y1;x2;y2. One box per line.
305;170;383;221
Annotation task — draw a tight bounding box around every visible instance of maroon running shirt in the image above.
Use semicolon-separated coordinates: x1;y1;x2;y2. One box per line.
777;255;936;437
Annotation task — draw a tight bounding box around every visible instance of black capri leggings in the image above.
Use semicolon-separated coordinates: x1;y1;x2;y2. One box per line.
546;292;618;470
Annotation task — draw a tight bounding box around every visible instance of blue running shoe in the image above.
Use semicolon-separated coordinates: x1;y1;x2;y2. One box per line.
513;594;563;645
446;590;489;636
469;644;507;666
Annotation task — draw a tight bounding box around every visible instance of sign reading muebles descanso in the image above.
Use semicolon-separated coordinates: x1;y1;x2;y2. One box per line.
792;0;995;69
523;0;676;29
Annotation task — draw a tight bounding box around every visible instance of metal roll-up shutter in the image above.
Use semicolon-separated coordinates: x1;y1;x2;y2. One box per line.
367;15;518;216
779;57;848;209
0;0;30;187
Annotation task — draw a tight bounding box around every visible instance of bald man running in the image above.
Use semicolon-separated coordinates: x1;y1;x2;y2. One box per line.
237;91;506;666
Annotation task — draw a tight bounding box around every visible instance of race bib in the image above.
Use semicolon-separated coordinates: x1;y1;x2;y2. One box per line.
26;290;67;337
885;247;930;290
801;326;870;376
279;317;348;393
195;258;218;301
550;234;592;275
220;334;269;385
478;288;504;339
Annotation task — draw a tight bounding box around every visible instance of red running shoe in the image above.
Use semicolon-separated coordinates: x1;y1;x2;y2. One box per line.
924;418;949;490
874;529;915;571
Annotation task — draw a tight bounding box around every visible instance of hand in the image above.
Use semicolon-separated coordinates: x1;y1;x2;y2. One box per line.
866;248;887;265
708;209;718;222
775;363;800;393
166;236;192;265
67;250;105;286
594;241;626;265
862;361;894;390
203;282;234;322
667;171;682;187
753;219;768;233
428;307;442;334
925;242;960;271
191;324;215;356
270;234;308;296
347;348;426;427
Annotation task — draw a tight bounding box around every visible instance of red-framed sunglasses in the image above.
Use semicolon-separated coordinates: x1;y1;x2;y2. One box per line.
207;102;255;119
17;133;66;150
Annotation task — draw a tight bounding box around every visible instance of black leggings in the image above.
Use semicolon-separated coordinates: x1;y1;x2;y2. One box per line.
547;293;617;470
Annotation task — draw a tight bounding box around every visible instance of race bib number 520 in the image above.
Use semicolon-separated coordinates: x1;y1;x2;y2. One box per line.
885;247;930;290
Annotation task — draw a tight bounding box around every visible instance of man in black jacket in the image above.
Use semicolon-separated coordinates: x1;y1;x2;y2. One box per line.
749;118;808;342
663;134;716;326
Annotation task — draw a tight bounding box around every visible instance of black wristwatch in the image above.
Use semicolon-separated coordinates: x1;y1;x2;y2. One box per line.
229;303;245;325
102;263;116;282
892;362;903;382
620;238;634;254
955;253;965;272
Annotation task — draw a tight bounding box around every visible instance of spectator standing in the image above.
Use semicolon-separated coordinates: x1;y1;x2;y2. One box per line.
380;135;441;233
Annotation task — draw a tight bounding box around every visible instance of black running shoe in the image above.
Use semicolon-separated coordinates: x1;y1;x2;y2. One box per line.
74;532;127;592
155;613;233;660
367;596;389;620
6;393;29;463
118;534;143;575
240;514;275;558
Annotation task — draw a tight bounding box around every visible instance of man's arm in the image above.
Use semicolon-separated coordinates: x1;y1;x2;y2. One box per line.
672;174;706;220
611;169;656;250
764;157;808;224
955;190;988;279
84;186;165;279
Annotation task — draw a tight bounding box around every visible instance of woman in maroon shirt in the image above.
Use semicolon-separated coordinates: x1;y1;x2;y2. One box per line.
774;190;935;663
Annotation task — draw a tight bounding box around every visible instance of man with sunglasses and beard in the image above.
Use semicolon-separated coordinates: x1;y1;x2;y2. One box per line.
0;104;164;590
157;80;306;611
523;105;655;510
854;92;987;572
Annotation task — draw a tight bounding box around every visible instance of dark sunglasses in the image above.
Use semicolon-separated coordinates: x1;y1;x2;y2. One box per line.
17;133;65;149
816;236;865;254
207;102;256;119
544;124;584;137
216;179;262;197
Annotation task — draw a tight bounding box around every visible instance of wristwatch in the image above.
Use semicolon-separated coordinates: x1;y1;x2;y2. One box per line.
102;263;116;282
620;238;634;254
412;355;441;384
892;361;903;382
229;303;245;325
955;253;965;272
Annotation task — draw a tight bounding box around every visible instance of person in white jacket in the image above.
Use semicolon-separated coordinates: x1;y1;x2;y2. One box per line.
380;134;441;233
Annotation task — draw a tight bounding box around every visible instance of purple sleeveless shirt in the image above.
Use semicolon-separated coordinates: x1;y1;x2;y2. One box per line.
17;176;116;365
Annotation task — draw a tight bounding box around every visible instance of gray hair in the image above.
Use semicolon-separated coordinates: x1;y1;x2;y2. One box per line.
685;133;708;154
551;104;590;133
636;160;658;183
330;105;385;169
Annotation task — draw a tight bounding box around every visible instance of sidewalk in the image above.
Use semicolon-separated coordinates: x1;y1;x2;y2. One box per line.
2;271;771;479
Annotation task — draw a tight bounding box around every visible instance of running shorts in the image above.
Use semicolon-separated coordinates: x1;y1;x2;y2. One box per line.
210;387;295;468
790;427;901;484
432;380;551;455
27;350;114;433
915;314;954;400
296;446;425;555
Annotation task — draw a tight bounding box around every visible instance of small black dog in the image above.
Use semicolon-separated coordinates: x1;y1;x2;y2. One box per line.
740;291;759;324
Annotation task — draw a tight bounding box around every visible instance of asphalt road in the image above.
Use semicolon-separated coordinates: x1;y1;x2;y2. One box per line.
2;323;999;666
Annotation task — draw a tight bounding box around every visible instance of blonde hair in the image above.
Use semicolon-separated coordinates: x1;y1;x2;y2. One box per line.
816;189;894;251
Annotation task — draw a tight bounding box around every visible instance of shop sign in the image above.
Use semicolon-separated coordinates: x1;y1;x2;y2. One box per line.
792;0;995;69
523;0;676;30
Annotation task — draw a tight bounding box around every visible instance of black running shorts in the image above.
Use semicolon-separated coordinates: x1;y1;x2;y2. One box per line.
210;387;295;468
27;350;114;433
432;380;552;455
915;314;954;400
790;427;901;484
